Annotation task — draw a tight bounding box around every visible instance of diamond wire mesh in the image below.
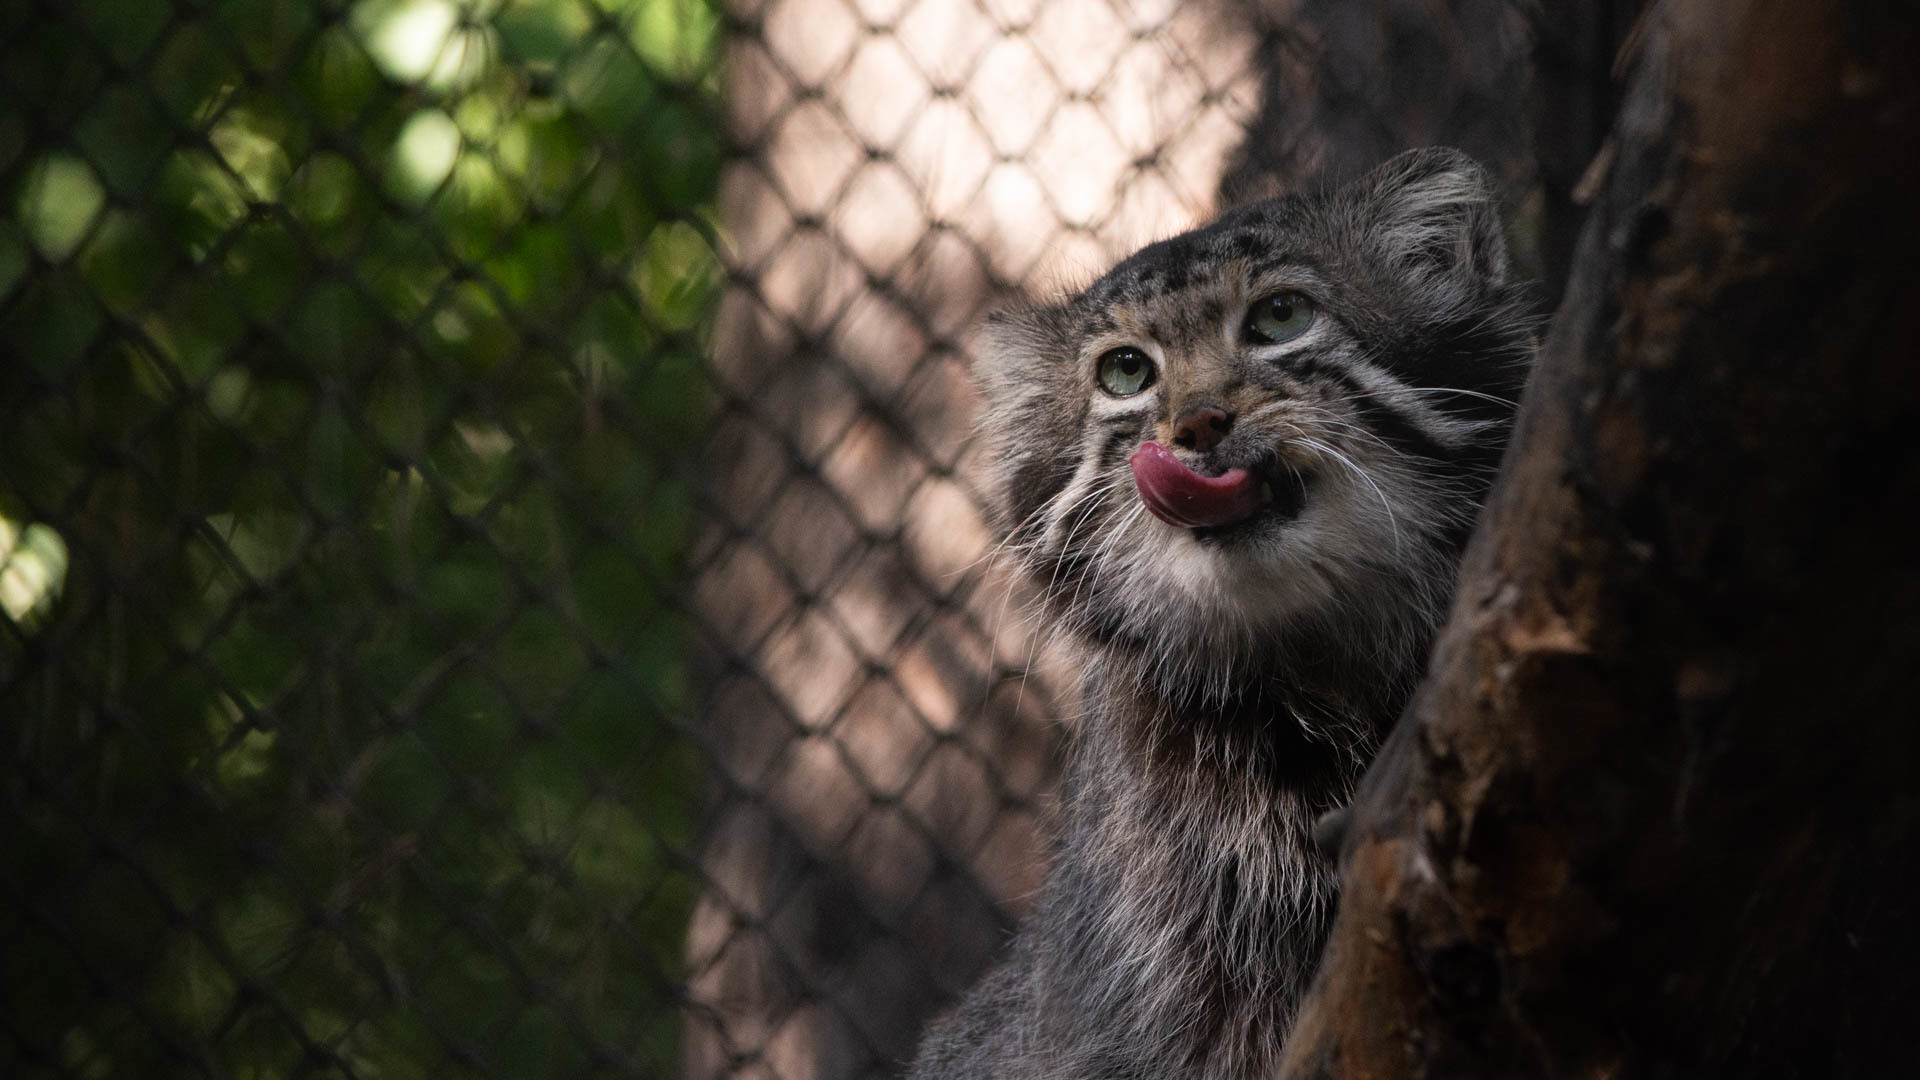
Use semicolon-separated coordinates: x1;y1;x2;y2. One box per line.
0;1;1612;1078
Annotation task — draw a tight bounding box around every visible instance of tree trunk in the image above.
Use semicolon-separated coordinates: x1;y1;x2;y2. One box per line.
1281;1;1920;1075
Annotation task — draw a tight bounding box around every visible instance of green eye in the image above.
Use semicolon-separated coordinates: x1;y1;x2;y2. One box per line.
1244;292;1316;345
1096;347;1156;397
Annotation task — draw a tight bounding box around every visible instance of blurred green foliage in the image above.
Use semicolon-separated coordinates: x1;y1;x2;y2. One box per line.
0;0;723;1074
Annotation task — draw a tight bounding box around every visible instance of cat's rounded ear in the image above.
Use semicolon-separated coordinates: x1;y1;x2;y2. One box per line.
973;304;1074;402
1352;147;1511;294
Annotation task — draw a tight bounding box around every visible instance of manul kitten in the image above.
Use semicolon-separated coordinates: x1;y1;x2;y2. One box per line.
910;148;1534;1080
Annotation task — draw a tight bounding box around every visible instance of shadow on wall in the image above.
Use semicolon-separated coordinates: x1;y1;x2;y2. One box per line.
682;200;1068;1079
681;0;1598;1076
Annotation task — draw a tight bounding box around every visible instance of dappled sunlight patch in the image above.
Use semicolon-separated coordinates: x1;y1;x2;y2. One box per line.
0;513;68;629
632;218;723;333
16;153;106;263
390;107;463;203
209;108;294;202
355;0;497;91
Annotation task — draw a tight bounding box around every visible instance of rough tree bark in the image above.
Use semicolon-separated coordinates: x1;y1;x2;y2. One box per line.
1281;1;1920;1076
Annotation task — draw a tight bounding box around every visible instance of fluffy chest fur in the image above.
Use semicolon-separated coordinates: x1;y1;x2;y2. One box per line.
1030;689;1344;1077
908;148;1534;1079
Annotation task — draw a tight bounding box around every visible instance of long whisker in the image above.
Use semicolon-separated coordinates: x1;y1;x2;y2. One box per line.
1293;432;1402;554
998;472;1134;721
1317;385;1519;410
1066;500;1147;627
1042;475;1131;603
949;487;1068;579
1287;409;1418;463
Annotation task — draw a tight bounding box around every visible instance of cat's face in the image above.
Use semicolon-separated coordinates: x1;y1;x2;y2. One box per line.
975;149;1534;706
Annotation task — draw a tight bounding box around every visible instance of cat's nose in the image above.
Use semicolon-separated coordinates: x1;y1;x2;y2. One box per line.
1171;406;1233;452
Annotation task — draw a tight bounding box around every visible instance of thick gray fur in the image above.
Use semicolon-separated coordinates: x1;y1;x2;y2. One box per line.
908;149;1535;1079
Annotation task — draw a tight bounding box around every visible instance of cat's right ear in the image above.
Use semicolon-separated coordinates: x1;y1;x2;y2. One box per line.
973;304;1075;404
970;303;1083;526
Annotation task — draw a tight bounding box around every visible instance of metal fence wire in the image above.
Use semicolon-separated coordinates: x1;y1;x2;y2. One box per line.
0;1;1619;1078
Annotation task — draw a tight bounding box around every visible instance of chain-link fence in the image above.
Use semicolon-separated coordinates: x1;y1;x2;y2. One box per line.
0;1;1622;1078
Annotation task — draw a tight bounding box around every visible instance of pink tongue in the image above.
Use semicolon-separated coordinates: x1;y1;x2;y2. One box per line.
1130;441;1262;528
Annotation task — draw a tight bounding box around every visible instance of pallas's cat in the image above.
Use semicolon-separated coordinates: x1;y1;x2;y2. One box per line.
909;149;1534;1079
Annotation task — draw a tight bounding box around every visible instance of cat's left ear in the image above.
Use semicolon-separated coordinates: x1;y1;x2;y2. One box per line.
1353;147;1511;294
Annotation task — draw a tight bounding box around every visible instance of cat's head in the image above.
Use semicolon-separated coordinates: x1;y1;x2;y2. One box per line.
974;148;1534;712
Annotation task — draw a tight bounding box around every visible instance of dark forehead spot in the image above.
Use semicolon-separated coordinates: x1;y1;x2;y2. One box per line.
1222;229;1267;261
1159;262;1197;294
1086;231;1211;303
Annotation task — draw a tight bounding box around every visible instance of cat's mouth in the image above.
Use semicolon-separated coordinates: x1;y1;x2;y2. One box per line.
1196;463;1310;542
1130;442;1309;535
